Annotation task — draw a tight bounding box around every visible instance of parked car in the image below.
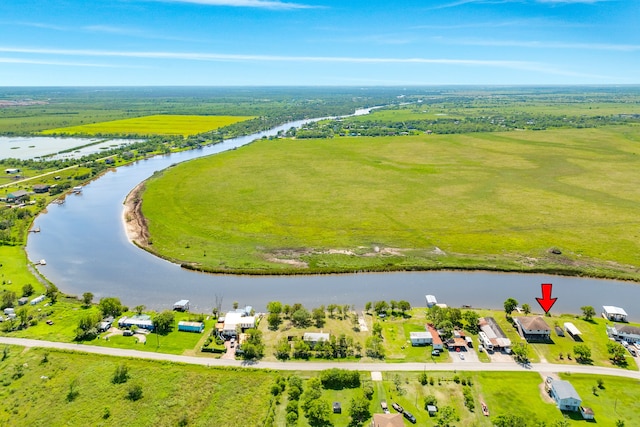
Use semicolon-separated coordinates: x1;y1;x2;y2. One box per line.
634;342;640;351
392;402;404;413
123;330;134;336
380;400;389;414
629;347;637;357
459;353;465;360
403;410;417;424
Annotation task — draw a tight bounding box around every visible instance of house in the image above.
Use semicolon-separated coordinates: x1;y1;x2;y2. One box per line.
32;184;50;193
303;332;330;347
549;380;582;412
173;299;190;311
371;413;405;427
178;321;204;333
333;402;341;414
118;315;155;331
30;295;46;305
564;322;582;339
18;297;29;306
515;316;551;341
5;168;20;174
607;324;640;343
602;306;628;322
6;190;28;203
222;311;255;336
478;317;512;352
427;324;443;350
409;331;432;346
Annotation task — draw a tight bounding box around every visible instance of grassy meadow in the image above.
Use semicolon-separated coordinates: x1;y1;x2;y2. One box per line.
139;125;640;278
0;346;274;427
42;114;254;136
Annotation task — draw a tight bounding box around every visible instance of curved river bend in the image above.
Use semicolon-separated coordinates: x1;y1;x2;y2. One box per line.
26;115;639;319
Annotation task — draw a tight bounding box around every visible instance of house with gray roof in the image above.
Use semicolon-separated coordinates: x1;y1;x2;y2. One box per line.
550;380;581;412
607;324;640;343
515;316;551;341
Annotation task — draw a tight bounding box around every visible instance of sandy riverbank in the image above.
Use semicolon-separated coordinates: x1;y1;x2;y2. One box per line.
123;182;150;246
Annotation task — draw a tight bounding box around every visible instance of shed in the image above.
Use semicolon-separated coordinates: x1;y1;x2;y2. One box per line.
554;326;565;337
602;306;628;322
3;308;15;315
5;168;20;174
178;321;204;333
333;402;342;414
427;405;438;416
580;406;595;420
18;297;29;306
409;331;432;346
173;299;190;311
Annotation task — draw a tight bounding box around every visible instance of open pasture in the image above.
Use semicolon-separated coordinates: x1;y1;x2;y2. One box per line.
139;125;640;278
41;114;254;136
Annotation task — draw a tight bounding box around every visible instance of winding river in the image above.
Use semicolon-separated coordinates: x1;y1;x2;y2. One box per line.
25;113;639;319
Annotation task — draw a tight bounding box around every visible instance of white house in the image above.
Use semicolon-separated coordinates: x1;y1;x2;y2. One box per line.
303;332;330;347
550;380;582;412
118;315;154;331
515;316;551;341
602;306;628;322
222;311;255;335
607;324;640;343
410;331;432;346
30;295;46;305
478;317;512;352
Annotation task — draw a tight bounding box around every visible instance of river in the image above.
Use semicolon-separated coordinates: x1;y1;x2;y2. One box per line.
25;114;639;319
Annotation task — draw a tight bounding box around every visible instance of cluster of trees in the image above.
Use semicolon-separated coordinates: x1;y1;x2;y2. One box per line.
276;333;362;361
364;300;411;317
426;305;479;340
266;300;356;331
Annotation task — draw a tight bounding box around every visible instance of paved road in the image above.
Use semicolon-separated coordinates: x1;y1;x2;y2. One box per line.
1;336;639;379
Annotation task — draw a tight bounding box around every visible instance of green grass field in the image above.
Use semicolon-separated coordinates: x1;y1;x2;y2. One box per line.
139;125;640;278
0;346;274;427
41;114;254;136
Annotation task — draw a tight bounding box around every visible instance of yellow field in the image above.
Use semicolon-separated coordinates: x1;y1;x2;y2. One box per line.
41;114;254;136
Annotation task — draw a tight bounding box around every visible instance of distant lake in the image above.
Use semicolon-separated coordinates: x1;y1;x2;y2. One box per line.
25;114;640;320
0;136;138;160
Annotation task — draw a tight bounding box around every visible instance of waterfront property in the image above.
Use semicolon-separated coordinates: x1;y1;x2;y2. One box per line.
515;316;552;342
303;332;330;347
607;324;640;343
548;379;582;412
30;295;46;305
478;317;511;352
6;190;28;203
427;324;443;351
602;306;628;322
220;308;255;337
118;314;155;331
409;331;432;346
178;321;204;333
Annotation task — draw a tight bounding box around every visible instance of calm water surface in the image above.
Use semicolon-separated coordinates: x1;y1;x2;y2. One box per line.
26;116;640;319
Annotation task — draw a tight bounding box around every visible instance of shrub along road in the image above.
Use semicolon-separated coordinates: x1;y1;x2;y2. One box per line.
1;336;638;380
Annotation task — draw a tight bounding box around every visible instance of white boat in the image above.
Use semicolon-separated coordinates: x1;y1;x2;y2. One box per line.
73;186;82;193
39;259;46;265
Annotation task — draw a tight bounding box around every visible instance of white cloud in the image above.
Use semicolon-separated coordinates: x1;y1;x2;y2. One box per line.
155;0;317;9
0;57;135;68
441;38;640;51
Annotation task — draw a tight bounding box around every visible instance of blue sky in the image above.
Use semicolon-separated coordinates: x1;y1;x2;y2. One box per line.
1;0;638;86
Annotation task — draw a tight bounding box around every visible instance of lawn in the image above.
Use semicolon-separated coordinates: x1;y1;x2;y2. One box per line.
41;114;254;136
138;126;640;279
0;345;274;427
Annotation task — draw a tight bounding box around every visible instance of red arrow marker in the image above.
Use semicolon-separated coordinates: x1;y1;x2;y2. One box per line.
536;283;557;314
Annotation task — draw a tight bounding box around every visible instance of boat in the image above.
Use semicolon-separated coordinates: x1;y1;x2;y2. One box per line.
39;259;46;265
73;186;82;194
481;401;489;416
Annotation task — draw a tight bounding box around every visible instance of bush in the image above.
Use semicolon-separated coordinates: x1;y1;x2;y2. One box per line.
126;384;143;401
319;368;360;389
112;364;130;384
